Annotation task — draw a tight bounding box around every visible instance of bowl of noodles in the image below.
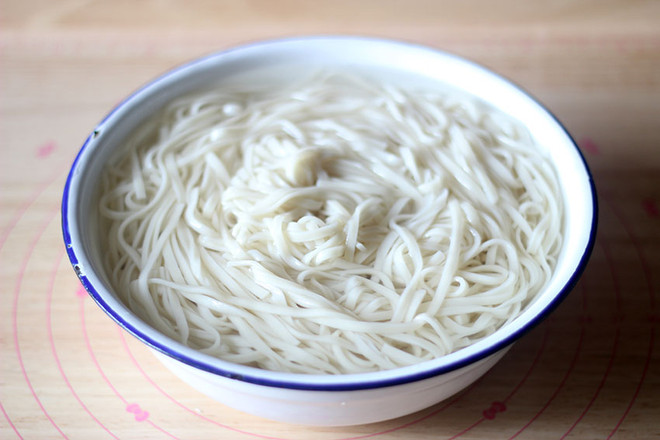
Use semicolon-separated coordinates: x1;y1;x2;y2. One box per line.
62;36;597;426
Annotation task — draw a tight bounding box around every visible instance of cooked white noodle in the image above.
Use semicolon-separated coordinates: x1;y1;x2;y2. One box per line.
99;72;563;374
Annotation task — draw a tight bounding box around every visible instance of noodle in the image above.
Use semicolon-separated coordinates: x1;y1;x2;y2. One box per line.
99;72;563;374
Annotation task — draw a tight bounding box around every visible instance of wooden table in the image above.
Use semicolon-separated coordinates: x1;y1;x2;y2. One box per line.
2;1;659;438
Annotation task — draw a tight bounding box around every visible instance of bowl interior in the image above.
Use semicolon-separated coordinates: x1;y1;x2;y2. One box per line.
62;36;596;390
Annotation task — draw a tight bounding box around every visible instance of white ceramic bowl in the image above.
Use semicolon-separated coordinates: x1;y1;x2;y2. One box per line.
62;36;597;426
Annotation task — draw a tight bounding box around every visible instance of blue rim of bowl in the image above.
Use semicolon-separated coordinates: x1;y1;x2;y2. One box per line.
61;35;598;392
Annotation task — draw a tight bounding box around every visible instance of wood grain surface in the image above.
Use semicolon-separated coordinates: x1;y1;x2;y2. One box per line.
1;1;659;439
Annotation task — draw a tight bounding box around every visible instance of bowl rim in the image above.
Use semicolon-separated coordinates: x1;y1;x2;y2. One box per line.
61;35;598;391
